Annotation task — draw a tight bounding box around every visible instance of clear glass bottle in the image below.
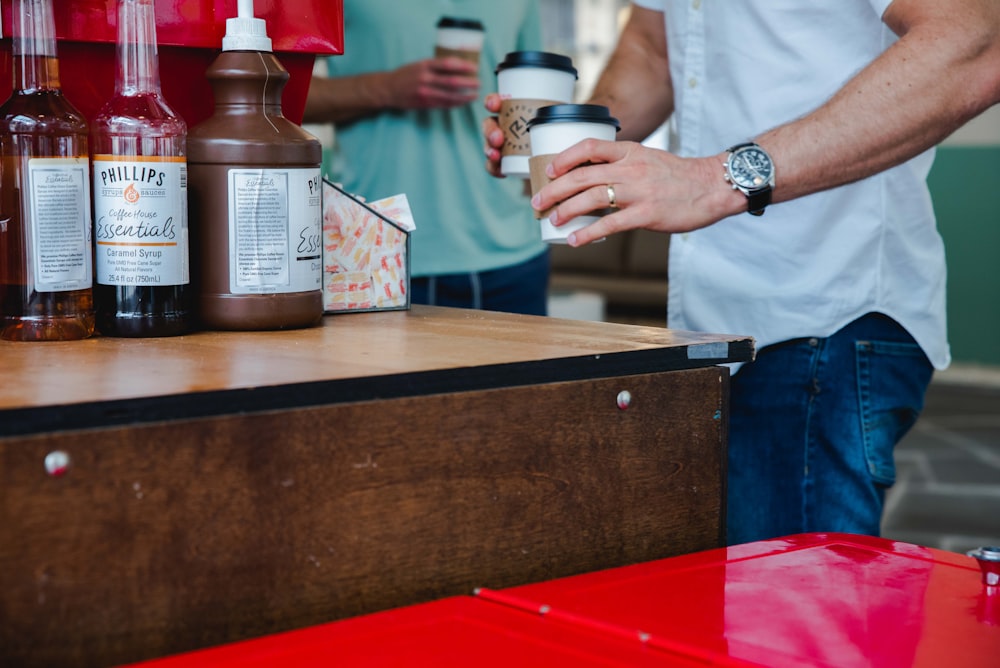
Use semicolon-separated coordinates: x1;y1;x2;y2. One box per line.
0;0;95;341
91;0;192;337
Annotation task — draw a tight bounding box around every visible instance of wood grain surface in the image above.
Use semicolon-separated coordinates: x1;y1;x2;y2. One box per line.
0;305;751;411
0;307;747;666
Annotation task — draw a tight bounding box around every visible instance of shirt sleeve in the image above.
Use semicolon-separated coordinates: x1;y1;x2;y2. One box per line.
869;0;894;19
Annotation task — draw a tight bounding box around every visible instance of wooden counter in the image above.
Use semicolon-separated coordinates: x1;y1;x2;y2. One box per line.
0;305;753;667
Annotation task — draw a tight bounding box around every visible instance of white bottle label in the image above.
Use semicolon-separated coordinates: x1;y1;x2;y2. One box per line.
227;168;323;294
92;156;189;287
27;157;93;292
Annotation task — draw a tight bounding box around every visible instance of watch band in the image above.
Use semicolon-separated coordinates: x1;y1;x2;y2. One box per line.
746;188;771;217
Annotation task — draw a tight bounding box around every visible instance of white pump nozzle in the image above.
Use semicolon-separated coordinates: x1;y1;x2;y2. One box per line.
222;0;272;52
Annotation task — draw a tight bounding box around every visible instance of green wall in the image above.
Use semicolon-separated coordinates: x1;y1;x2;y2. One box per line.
928;146;1000;366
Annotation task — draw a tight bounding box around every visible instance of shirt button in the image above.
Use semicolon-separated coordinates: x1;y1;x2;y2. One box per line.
688;77;698;88
692;0;701;8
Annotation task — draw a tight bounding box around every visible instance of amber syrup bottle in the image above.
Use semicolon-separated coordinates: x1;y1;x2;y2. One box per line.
187;0;323;330
0;0;95;341
91;0;192;337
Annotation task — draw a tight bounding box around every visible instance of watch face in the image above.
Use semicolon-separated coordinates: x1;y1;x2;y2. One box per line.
729;146;774;190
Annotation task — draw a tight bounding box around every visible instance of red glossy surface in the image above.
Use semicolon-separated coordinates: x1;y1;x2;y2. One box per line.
0;0;344;125
121;596;705;668
122;534;999;667
487;533;1000;667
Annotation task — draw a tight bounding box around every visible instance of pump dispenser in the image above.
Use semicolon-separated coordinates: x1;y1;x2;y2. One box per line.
187;0;323;330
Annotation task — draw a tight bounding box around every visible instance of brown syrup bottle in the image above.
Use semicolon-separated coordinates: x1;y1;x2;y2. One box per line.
0;0;95;341
187;1;324;330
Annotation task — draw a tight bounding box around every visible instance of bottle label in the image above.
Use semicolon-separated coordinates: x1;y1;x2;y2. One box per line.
92;156;189;287
227;168;323;295
27;157;93;292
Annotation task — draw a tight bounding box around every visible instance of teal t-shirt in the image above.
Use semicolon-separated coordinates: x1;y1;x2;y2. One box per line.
324;0;548;277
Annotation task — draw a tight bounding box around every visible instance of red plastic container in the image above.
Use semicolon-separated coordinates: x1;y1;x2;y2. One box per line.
483;533;1000;667
123;534;1000;667
120;596;705;668
0;0;343;125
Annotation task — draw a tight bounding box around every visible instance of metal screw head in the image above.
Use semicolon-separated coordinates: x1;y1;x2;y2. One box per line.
616;390;632;410
44;450;71;477
969;546;1000;560
968;546;1000;587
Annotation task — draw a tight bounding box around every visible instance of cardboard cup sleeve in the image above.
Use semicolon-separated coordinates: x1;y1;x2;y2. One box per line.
434;46;480;65
528;154;557;220
528;155;616;220
499;98;558;159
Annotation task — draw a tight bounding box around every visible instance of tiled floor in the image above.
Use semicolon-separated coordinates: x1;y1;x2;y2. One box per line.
882;364;1000;555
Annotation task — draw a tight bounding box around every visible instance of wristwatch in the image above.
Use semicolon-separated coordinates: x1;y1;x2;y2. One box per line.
724;142;774;216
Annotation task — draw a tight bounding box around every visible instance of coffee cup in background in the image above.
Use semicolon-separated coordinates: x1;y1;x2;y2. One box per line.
527;104;621;244
435;17;485;65
495;51;577;178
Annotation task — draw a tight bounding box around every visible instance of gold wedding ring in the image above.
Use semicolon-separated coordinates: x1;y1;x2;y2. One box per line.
607;184;618;209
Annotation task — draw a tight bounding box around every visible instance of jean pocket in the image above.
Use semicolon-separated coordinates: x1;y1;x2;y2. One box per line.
855;339;933;486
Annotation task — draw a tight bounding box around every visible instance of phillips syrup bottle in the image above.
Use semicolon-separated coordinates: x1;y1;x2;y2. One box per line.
187;0;323;330
91;0;192;337
0;0;95;341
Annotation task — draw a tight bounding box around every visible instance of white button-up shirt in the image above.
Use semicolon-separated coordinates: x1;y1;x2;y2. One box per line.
634;0;949;370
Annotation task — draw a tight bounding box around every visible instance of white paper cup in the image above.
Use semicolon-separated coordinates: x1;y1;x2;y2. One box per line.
527;104;620;244
495;51;577;178
435;17;485;65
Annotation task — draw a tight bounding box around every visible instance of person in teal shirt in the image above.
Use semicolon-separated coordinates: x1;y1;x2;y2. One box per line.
304;1;550;314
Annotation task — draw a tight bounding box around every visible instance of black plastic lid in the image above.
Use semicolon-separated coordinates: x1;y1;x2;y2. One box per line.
437;17;485;31
526;104;621;131
495;51;578;78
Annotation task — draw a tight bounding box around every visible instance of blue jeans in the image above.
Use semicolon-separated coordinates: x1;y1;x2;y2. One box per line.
410;251;550;316
727;313;934;545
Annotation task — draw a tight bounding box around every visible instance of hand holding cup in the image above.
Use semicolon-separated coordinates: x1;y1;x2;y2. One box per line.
387;58;480;110
435;17;485;66
527;104;620;244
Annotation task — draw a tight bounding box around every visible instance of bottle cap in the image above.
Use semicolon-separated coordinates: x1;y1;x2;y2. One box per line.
222;0;272;52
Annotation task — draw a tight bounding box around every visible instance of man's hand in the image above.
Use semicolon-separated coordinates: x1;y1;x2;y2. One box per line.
530;139;744;246
482;92;506;178
386;57;480;110
304;56;480;125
